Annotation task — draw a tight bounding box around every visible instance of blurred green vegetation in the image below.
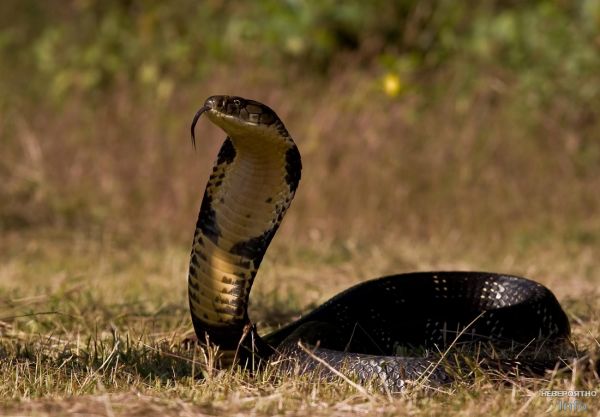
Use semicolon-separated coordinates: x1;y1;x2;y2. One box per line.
1;0;598;102
0;0;599;247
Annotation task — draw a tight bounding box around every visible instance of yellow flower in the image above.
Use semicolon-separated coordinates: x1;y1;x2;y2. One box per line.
383;73;402;97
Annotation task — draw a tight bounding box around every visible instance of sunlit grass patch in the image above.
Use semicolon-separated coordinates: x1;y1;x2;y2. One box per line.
0;233;598;416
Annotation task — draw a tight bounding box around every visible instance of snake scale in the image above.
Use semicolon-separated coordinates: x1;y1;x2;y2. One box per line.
187;95;571;391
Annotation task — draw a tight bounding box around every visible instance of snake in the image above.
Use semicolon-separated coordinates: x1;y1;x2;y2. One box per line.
187;95;571;391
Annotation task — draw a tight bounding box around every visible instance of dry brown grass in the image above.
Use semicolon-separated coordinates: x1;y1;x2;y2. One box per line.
0;233;598;416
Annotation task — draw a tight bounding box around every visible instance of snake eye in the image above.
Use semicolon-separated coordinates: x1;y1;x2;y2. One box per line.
233;99;241;106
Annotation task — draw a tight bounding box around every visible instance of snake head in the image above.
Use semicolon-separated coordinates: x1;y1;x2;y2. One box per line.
191;95;281;148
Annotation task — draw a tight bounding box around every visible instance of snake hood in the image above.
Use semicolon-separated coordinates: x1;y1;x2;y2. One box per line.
188;95;301;363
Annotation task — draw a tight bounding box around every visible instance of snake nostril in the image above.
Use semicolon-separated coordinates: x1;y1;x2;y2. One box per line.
205;96;222;110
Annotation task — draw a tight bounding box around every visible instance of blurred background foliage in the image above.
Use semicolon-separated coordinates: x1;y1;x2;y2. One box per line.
1;0;599;251
2;0;598;102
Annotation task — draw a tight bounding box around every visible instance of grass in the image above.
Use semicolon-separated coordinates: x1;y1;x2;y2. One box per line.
0;227;598;416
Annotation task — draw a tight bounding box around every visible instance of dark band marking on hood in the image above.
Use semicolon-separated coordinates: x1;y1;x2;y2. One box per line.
229;225;278;266
196;193;220;245
285;145;302;193
217;138;236;165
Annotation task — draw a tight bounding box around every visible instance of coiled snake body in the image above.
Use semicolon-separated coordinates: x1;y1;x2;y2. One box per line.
188;95;571;391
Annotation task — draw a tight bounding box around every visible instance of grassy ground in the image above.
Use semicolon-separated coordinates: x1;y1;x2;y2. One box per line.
0;225;598;415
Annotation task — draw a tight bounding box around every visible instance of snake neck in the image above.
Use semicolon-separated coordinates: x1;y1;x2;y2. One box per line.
188;128;301;361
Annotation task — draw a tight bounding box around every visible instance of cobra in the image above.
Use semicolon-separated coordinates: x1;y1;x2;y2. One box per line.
187;95;571;391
